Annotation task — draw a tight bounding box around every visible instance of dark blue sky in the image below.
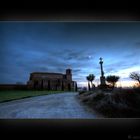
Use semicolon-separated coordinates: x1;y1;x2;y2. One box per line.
0;22;140;87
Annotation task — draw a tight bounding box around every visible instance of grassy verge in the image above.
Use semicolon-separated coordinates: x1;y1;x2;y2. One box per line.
0;90;65;103
78;88;140;118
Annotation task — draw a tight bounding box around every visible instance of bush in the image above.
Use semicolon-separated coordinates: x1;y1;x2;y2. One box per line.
78;88;140;118
92;92;106;102
79;90;87;95
112;89;140;109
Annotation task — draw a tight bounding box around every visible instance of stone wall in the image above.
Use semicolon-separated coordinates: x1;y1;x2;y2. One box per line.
30;73;64;80
0;84;27;90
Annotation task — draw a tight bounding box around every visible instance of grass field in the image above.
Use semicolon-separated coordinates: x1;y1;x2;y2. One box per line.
0;90;65;103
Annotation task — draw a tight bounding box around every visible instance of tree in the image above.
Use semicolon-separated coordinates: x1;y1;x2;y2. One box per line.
86;76;91;91
89;74;95;90
106;75;120;89
130;72;140;86
86;74;95;91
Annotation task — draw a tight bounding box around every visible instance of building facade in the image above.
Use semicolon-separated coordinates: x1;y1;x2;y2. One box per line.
27;69;77;91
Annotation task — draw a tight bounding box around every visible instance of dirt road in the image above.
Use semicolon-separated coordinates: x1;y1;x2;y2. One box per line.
0;92;102;118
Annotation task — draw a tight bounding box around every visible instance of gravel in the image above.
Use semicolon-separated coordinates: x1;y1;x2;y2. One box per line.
0;92;102;119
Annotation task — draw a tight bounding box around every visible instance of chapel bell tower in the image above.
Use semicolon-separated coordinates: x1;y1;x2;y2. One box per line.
66;69;72;81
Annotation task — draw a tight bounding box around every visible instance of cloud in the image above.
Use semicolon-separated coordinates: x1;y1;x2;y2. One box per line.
1;22;140;85
108;66;140;79
105;59;139;73
62;48;94;61
72;69;81;74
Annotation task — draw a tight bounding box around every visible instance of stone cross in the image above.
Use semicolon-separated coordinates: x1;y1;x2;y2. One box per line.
99;57;106;86
99;57;104;77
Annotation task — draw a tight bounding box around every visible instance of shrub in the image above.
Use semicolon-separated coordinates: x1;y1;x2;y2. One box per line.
79;90;87;95
78;88;140;118
92;92;106;102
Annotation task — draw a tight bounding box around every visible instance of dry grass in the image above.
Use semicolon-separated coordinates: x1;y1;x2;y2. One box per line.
78;88;140;118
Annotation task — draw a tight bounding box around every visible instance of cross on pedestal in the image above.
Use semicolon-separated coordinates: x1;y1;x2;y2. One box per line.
99;57;106;86
99;57;104;77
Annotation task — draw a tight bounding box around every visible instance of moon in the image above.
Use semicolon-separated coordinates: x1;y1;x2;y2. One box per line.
88;55;92;59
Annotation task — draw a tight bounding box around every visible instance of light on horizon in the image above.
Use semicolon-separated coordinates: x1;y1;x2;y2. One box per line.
78;80;138;88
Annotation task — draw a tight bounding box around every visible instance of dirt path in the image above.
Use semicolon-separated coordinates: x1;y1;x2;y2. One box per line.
0;92;102;118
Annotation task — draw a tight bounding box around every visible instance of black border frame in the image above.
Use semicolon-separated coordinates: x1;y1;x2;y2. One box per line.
0;6;140;139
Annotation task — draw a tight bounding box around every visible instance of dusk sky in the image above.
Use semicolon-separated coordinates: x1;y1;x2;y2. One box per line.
0;22;140;87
